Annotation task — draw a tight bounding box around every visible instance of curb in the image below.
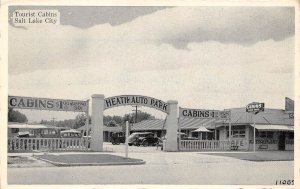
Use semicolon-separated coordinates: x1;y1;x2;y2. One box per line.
34;156;146;167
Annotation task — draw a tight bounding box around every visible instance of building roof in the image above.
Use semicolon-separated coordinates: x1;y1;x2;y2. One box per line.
131;118;217;131
8;123;62;129
215;108;293;126
77;125;122;132
74;106;294;132
131;119;165;131
180;117;216;129
104;126;122;132
130;107;293;131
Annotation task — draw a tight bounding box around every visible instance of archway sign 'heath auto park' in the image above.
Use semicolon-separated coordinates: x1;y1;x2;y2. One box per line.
8;95;88;112
104;95;168;113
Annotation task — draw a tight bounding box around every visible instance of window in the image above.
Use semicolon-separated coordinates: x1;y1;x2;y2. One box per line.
192;132;198;138
267;132;273;139
49;130;57;135
226;127;246;138
288;132;294;140
11;128;19;133
239;130;246;138
215;130;220;140
257;131;274;139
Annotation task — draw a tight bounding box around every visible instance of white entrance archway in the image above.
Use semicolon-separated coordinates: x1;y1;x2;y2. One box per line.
91;94;178;152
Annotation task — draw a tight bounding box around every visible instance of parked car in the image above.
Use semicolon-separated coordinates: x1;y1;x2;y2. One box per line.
111;132;125;145
136;134;160;147
17;131;35;138
128;132;156;146
60;129;82;138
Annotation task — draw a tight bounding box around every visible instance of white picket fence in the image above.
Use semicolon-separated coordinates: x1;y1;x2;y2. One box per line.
8;138;91;152
180;140;231;151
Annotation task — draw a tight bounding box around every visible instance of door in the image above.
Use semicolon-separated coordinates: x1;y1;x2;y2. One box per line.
278;132;285;150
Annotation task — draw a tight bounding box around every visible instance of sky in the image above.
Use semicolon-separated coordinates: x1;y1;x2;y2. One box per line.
8;6;295;122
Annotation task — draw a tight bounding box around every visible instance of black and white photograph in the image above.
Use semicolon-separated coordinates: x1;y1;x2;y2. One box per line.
0;0;298;188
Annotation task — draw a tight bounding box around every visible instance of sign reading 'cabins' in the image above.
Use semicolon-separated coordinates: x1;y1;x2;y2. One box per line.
246;102;265;113
104;95;168;113
8;96;88;112
179;108;230;119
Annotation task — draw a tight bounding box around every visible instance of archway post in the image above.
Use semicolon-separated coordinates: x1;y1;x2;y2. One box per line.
91;94;104;151
164;100;178;151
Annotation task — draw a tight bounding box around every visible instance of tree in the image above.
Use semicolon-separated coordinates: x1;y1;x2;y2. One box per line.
74;113;88;129
8;108;28;123
123;111;155;123
38;111;155;129
103;115;123;126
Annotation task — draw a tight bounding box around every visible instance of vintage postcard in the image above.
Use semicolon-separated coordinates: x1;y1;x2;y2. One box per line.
0;0;299;188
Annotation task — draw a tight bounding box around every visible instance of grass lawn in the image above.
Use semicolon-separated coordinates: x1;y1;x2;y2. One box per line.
200;151;294;161
8;156;35;164
34;154;144;165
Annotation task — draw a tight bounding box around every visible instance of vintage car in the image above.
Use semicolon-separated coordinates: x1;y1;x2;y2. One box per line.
17;131;35;138
111;132;125;145
136;134;160;147
128;132;157;146
60;129;82;138
127;132;160;147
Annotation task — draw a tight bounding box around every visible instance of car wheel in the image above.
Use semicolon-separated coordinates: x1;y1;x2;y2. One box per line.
142;140;149;147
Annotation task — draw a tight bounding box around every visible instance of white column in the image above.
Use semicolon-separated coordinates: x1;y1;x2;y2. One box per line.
164;100;178;151
125;121;129;158
91;94;104;151
253;115;256;152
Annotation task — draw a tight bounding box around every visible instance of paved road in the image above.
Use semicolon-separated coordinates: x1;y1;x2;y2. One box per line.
8;143;294;185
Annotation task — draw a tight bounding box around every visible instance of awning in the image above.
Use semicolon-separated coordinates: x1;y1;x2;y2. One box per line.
192;126;213;132
251;124;294;131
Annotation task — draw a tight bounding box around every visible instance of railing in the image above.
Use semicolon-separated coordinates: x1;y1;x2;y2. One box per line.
8;138;91;152
180;140;230;151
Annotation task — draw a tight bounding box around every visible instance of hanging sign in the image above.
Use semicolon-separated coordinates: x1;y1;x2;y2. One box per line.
218;110;231;119
246;102;264;113
8;96;88;112
179;108;230;119
104;95;168;113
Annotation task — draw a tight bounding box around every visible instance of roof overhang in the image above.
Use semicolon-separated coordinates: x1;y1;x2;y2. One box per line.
250;124;294;131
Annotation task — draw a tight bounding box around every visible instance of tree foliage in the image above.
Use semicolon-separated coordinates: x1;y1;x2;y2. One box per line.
123;111;155;123
40;114;91;129
39;111;155;128
8;108;28;123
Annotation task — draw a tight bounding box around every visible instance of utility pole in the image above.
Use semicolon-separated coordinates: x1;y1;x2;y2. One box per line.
51;117;56;126
132;105;140;123
246;102;265;152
